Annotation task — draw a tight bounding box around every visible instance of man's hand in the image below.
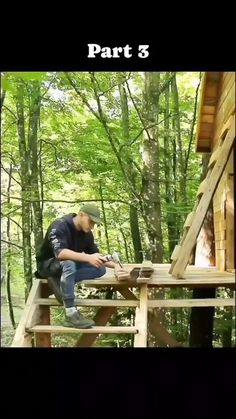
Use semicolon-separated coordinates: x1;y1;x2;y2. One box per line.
87;253;107;268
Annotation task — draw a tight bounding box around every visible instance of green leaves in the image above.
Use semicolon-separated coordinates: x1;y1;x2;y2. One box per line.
1;72;47;92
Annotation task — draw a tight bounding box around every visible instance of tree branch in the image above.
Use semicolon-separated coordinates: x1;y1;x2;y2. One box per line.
0;193;134;206
1;164;22;186
2;104;17;119
1;212;22;230
2;207;22;217
1;239;23;250
185;73;202;174
125;79;153;143
64;72;100;120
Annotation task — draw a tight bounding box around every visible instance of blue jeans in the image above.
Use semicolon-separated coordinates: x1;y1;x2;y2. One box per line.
60;261;106;308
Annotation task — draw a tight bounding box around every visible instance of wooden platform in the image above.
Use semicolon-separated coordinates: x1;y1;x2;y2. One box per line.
80;264;235;289
12;264;235;348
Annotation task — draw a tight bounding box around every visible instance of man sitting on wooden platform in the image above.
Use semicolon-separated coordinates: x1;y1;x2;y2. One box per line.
35;204;131;329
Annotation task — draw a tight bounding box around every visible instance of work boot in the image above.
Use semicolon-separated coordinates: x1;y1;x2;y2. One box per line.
63;311;95;329
47;276;63;304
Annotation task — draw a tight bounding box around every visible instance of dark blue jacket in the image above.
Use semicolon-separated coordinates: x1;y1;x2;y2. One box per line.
36;213;99;262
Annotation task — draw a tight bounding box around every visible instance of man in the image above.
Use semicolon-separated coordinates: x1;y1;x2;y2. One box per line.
36;204;131;329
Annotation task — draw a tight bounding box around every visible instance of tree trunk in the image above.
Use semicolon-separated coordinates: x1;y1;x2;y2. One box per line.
141;72;163;262
16;82;33;300
129;205;142;262
171;73;186;209
28;81;43;255
118;75;143;262
1;89;6;112
6;164;16;328
164;72;176;258
120;228;130;262
98;181;110;253
189;154;216;347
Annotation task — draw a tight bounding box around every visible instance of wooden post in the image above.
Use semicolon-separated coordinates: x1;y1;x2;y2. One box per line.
134;284;148;347
34;282;51;347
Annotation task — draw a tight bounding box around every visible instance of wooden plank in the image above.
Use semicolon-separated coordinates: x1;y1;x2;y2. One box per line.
171;115;235;278
213;81;235;145
201;114;215;123
171;245;181;261
214;230;226;240
216;249;226;271
218;73;235;112
184;212;195;228
214;219;226;233
214;210;224;222
226;152;234;174
222;72;233;86
148;298;235;308
226;174;234;270
80;276;235;288
11;280;41;347
29;325;138;334
215;240;226;250
202;105;216;115
208;146;221;169
38;263;227;273
213;202;225;213
35;298;139;307
205;83;218;98
196;178;208;197
134;284;148;347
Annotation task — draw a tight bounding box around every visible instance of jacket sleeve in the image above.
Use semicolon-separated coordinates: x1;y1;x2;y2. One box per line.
48;222;69;258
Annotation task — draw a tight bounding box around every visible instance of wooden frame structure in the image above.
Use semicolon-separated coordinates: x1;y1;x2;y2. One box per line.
11;264;235;348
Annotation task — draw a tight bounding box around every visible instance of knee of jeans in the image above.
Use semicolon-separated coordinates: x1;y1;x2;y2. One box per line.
96;266;106;278
60;260;77;279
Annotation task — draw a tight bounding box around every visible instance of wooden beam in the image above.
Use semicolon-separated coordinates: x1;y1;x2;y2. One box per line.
11;280;41;347
29;325;138;334
148;310;182;347
134;284;148;347
35;298;139;307
148;298;235;308
80;277;235;289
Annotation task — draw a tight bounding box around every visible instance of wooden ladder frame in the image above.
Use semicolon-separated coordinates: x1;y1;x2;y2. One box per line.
169;114;235;279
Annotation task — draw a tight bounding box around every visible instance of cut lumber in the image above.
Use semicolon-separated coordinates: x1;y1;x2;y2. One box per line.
35;298;138;307
29;325;138;334
134;284;148;347
148;298;235;308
